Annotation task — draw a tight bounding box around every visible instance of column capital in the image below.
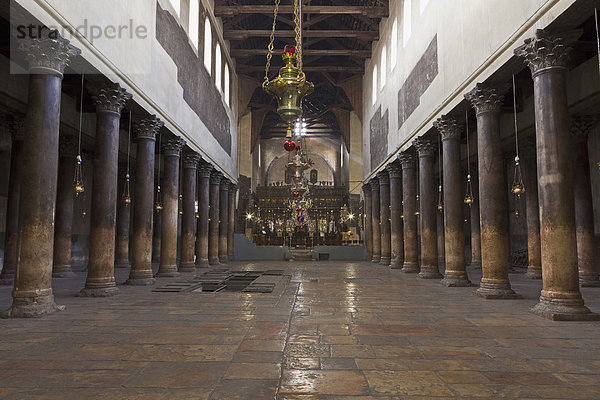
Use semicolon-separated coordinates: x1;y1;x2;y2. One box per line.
59;135;79;158
183;152;202;169
220;180;231;192
21;30;81;77
362;183;372;195
163;137;186;157
514;29;581;76
229;182;238;192
198;163;214;178
414;136;437;158
398;150;416;169
6;115;26;141
134;116;163;142
369;178;379;190
210;171;223;185
377;170;390;185
464;84;504;115
94;83;131;115
570;115;598;143
434;116;462;141
386;162;402;178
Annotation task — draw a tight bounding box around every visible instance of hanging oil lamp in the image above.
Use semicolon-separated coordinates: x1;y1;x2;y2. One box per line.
510;75;525;199
463;110;474;207
122;111;132;206
415;194;421;216
262;0;313;151
73;155;85;196
178;194;184;216
437;135;443;212
155;186;163;212
437;185;444;212
73;74;85;197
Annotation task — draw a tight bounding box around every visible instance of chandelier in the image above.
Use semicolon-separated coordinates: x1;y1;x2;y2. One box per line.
263;0;314;151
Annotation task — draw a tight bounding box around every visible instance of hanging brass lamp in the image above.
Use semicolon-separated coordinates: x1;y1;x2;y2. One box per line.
262;0;313;150
464;174;474;207
510;76;525;199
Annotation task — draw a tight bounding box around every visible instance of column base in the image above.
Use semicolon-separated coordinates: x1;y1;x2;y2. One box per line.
0;275;15;285
155;271;180;278
401;262;419;273
114;260;130;269
125;269;155;285
530;295;600;321
179;263;196;273
418;267;442;279
371;257;381;263
219;257;228;264
1;294;64;318
78;285;120;298
390;262;403;269
441;273;473;287
579;276;600;287
196;259;210;269
52;265;75;278
474;286;522;300
524;267;542;279
379;257;390;266
209;258;220;266
469;261;481;269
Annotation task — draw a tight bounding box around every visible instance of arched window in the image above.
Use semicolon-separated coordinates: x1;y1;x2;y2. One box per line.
380;46;387;90
189;0;199;49
203;18;212;74
215;43;222;92
168;0;180;16
372;65;378;106
403;0;412;47
391;19;398;70
224;63;230;106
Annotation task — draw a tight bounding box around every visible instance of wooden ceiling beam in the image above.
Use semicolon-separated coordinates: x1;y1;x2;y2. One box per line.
215;5;388;19
231;48;371;58
224;29;378;41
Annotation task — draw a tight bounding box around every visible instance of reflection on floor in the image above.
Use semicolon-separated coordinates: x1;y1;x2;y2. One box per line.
1;261;599;399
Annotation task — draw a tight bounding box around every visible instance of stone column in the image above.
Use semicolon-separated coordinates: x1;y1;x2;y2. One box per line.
386;162;403;268
570;116;600;287
80;84;131;296
126;116;163;285
219;179;230;263
399;151;419;273
515;29;597;319
466;85;519;298
522;137;542;279
228;183;237;260
469;167;482;268
363;184;373;261
115;169;132;269
2;33;80;318
437;210;446;267
156;137;185;277
370;178;381;263
377;170;391;265
415;136;442;279
196;164;212;268
209;171;222;265
434;116;471;286
52;136;78;278
0;116;25;285
180;152;201;272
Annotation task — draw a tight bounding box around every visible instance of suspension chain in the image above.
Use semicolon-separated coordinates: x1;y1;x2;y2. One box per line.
294;0;302;72
264;0;281;83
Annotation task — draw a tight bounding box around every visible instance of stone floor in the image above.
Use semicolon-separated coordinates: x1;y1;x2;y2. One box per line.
0;261;600;399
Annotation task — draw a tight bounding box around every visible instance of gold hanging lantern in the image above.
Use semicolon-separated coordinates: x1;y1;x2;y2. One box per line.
122;174;132;205
73;154;85;196
511;156;525;198
263;0;313;149
155;185;163;212
510;75;525;199
415;194;421;216
464;174;474;207
178;194;184;216
437;185;444;212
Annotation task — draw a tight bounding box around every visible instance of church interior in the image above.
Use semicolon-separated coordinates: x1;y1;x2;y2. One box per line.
1;0;600;398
